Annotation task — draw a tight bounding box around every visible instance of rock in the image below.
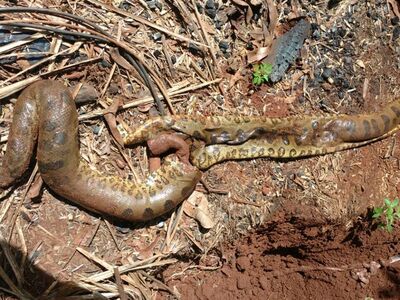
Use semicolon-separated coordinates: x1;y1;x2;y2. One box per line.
236;255;251;272
237;274;251;290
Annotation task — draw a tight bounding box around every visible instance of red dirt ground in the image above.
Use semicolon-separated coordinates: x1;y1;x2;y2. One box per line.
163;203;400;300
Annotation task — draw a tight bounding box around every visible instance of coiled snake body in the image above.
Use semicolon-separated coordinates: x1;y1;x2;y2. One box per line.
1;80;399;221
0;81;201;222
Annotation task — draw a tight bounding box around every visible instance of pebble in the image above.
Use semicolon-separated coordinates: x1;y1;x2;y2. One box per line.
219;41;229;53
205;0;217;19
236;274;251;290
153;49;162;58
115;225;130;234
236;255;251;272
343;56;352;65
91;125;101;135
188;42;202;55
391;16;399;26
146;0;157;10
322;68;333;80
152;32;162;42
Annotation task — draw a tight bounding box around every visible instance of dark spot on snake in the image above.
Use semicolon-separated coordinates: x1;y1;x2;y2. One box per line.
321;147;327;154
265;134;275;144
43;120;57;132
391;106;400;118
300;150;306;156
370;119;380;136
233;116;241;123
164;200;175;211
257;148;265;156
282;135;289;145
181;186;194;197
168;170;177;180
38;160;64;173
54;132;67;145
381;114;391;132
315;149;321;155
121;208;134;219
192;130;203;139
363;120;371;139
239;149;249;157
268;148;275;155
343;120;356;133
143;208;155;220
289;149;297;157
250;146;257;154
278;147;285;157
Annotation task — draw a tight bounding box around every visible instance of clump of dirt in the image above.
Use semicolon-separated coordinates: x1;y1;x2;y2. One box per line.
163;202;400;299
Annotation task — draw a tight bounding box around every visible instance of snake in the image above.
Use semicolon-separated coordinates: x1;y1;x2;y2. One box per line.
0;80;201;222
125;99;400;169
1;80;399;222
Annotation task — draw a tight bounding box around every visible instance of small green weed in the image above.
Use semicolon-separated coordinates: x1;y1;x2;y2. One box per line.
372;198;400;232
252;63;273;85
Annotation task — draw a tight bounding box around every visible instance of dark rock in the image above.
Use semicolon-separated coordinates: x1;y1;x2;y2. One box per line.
391;16;399;26
322;68;333;80
205;0;217;19
188;42;202;55
246;42;254;50
152;32;162;41
219;41;229;53
153;49;162;58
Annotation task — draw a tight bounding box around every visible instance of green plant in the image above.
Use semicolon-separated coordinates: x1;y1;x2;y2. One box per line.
372;198;400;232
252;63;273;85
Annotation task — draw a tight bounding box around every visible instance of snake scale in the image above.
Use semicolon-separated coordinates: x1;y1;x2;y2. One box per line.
0;80;399;221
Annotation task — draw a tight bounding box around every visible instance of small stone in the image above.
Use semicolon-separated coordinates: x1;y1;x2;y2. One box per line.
188;42;202;55
219;41;229;53
115;225;130;234
343;56;352;65
237;274;251;290
259;275;269;290
322;68;333;80
153;49;162;58
152;32;162;41
91;125;101;135
205;0;217;19
391;16;399;26
236;256;251;272
146;0;157;9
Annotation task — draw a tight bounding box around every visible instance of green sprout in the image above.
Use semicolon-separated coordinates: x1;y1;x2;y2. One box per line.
252;63;273;85
372;198;400;232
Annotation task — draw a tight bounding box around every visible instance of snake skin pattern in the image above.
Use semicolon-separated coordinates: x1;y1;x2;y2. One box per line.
0;80;201;222
126;99;400;169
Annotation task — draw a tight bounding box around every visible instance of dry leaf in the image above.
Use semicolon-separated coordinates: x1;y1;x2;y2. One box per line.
184;191;214;229
247;46;271;64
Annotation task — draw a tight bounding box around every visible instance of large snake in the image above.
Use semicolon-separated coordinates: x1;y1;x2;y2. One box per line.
126;100;400;169
1;80;399;222
0;80;201;222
